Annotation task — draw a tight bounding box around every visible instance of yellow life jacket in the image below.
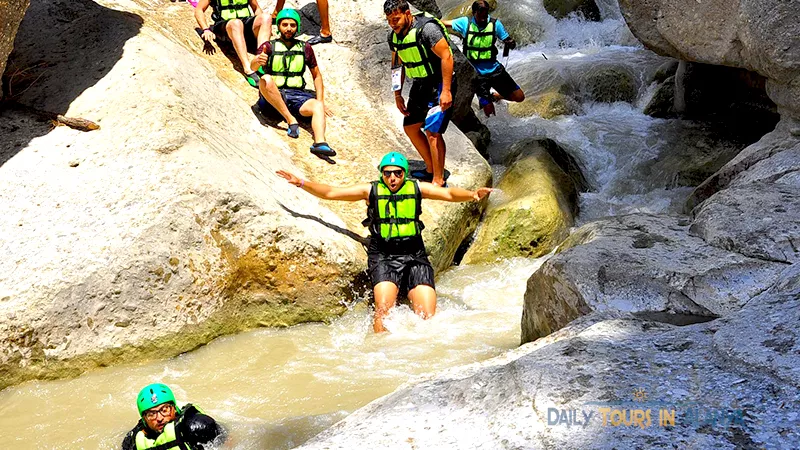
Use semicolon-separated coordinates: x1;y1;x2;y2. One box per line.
463;18;497;63
364;179;424;240
389;12;451;79
268;39;306;89
215;0;251;22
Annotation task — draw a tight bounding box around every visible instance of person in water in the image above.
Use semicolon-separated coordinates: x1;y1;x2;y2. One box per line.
277;152;492;332
251;9;336;158
444;0;524;117
121;383;225;450
385;0;455;187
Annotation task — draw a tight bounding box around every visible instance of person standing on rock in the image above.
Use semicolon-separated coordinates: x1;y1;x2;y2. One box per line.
251;9;336;158
194;0;271;88
270;0;333;45
121;383;226;450
276;152;492;332
444;0;525;117
385;0;456;187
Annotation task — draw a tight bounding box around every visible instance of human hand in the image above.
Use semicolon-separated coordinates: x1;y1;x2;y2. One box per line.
276;170;302;187
473;187;493;201
202;29;215;42
324;103;333;117
505;38;516;50
254;52;268;68
439;89;452;111
395;95;409;116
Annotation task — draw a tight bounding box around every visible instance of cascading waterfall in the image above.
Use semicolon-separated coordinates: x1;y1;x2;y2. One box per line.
0;1;748;448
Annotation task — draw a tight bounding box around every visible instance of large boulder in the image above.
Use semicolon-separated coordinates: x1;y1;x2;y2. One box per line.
578;65;637;103
0;0;491;389
520;214;785;342
618;0;800;120
0;0;31;97
462;139;580;263
508;87;582;119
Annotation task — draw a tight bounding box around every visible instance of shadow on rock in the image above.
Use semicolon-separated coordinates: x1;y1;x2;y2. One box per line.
1;0;142;165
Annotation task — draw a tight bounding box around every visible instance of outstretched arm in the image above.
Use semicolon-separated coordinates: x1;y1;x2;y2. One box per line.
276;170;370;202
420;182;492;202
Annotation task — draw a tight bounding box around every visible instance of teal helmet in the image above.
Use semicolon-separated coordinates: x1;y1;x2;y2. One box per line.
137;383;177;416
276;8;302;34
378;152;409;176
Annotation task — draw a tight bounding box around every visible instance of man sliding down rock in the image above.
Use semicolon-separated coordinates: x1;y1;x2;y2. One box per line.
444;0;525;117
277;152;492;332
251;9;336;159
194;0;271;88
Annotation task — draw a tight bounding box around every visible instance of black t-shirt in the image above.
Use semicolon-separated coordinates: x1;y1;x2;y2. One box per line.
120;405;224;450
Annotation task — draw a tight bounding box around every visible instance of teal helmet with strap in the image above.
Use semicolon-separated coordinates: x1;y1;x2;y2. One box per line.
276;8;302;34
378;152;409;177
137;383;179;417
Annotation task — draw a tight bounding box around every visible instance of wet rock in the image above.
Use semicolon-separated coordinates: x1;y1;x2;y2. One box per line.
578;65;636;103
649;59;678;84
442;0;497;19
462;139;579;263
643;75;675;118
521;214;785;342
542;0;600;21
508;88;582;119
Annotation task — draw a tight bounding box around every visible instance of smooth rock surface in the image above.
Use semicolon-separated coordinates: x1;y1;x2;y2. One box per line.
0;0;31;97
521;214;785;342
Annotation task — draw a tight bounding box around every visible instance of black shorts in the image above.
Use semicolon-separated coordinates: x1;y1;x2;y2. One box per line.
258;89;316;121
474;65;520;100
404;76;458;134
212;16;258;54
367;236;435;292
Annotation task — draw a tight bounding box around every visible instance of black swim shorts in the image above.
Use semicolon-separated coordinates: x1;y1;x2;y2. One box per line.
211;16;258;54
474;65;520;100
404;76;458;134
258;88;316;121
367;236;435;292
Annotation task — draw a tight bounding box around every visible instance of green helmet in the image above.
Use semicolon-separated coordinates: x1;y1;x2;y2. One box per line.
378;152;409;176
276;8;301;34
137;383;176;416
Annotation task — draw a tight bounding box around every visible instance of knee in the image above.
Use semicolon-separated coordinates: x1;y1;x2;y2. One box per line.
259;74;275;90
255;14;270;27
226;19;244;33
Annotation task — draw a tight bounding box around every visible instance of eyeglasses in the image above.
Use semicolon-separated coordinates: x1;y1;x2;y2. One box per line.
143;403;174;421
382;169;404;178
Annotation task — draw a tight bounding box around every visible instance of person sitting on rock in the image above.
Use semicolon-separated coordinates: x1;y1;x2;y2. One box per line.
276;152;492;332
271;0;333;45
251;8;335;158
444;0;525;117
121;383;225;450
194;0;271;88
385;0;456;187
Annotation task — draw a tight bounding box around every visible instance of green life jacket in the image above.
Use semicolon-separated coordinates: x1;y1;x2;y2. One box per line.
388;12;451;80
463;18;497;63
134;404;206;450
363;179;424;240
268;39;306;89
215;0;251;21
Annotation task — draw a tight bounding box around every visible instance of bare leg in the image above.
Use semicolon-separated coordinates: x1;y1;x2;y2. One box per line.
259;75;296;125
426;131;446;186
226;19;251;73
252;12;272;45
373;281;399;333
407;284;436;320
272;0;286;20
298;98;326;143
317;0;331;37
403;123;433;173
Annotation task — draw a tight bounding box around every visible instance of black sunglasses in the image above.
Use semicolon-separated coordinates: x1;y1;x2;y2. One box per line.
382;169;405;178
